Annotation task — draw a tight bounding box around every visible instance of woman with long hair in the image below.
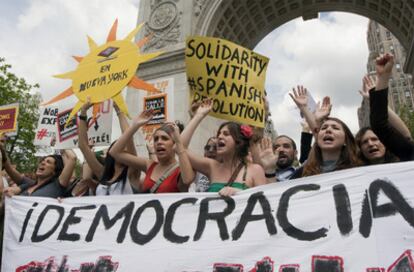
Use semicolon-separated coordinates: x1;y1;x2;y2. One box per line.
355;127;398;165
298;117;362;177
78;100;141;195
109;110;195;193
2;148;76;197
180;100;267;196
290;87;362;177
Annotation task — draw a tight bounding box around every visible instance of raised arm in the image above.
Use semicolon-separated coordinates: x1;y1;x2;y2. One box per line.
360;74;411;139
113;103;142;189
78;100;104;179
299;121;312;164
114;103;136;154
181;99;212;148
179;99;215;178
166;122;195;190
0;145;23;184
370;54;414;161
289;86;319;136
109;110;154;172
58;149;77;188
313;96;332;130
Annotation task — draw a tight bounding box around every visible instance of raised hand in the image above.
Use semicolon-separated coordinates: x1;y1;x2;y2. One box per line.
188;100;201;118
289;85;308;109
80;96;93;115
359;75;376;99
258;137;278;172
195;98;213;117
375;53;394;90
314;96;332;122
132;109;154;127
376;53;394;77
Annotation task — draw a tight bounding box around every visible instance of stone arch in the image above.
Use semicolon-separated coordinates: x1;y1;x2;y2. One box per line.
132;0;414;152
195;0;414;74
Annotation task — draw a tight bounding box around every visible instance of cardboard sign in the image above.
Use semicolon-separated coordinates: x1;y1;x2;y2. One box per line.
54;100;113;149
136;78;174;142
185;36;269;128
143;93;167;126
3;162;414;271
56;108;78;143
33;106;58;147
0;103;19;136
34;100;113;150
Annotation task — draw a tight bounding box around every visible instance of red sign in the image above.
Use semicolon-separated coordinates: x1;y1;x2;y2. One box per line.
0;104;19;134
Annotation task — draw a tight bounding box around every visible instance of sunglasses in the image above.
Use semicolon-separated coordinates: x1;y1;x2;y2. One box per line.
204;144;217;152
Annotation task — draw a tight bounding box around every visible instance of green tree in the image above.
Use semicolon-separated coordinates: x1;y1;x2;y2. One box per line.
0;57;42;173
398;104;414;138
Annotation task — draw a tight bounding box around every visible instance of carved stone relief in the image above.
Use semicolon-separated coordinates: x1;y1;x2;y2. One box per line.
194;0;207;17
144;0;182;51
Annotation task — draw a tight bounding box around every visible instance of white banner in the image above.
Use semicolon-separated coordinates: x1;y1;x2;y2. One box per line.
3;162;414;271
34;100;113;150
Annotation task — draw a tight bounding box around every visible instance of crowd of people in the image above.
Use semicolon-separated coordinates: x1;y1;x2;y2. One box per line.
0;52;412;263
1;54;412;200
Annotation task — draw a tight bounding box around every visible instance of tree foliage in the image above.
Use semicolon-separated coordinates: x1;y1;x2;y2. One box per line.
398;104;414;138
0;57;42;173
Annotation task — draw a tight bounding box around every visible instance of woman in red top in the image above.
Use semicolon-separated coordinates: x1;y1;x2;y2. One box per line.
109;110;195;193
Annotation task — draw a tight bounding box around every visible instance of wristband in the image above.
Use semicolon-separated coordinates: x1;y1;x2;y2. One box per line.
265;172;276;178
79;115;87;122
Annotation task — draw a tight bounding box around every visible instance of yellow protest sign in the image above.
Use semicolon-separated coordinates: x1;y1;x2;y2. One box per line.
42;19;163;124
185;36;269;128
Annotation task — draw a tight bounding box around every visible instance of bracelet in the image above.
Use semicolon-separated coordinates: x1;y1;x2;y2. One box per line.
79;115;87;122
265;172;276;178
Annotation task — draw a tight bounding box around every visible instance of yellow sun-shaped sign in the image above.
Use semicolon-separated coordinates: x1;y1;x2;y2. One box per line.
43;19;162;123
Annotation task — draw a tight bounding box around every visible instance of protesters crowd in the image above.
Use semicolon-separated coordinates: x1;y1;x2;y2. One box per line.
0;53;413;259
1;53;412;198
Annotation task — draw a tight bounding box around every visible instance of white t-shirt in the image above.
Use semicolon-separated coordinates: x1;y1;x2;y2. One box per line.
95;177;134;195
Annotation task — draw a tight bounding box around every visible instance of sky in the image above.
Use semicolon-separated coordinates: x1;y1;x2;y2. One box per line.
255;12;369;147
0;1;369;147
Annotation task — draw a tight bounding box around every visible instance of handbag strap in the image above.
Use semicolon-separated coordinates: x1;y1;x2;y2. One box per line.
150;162;179;193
